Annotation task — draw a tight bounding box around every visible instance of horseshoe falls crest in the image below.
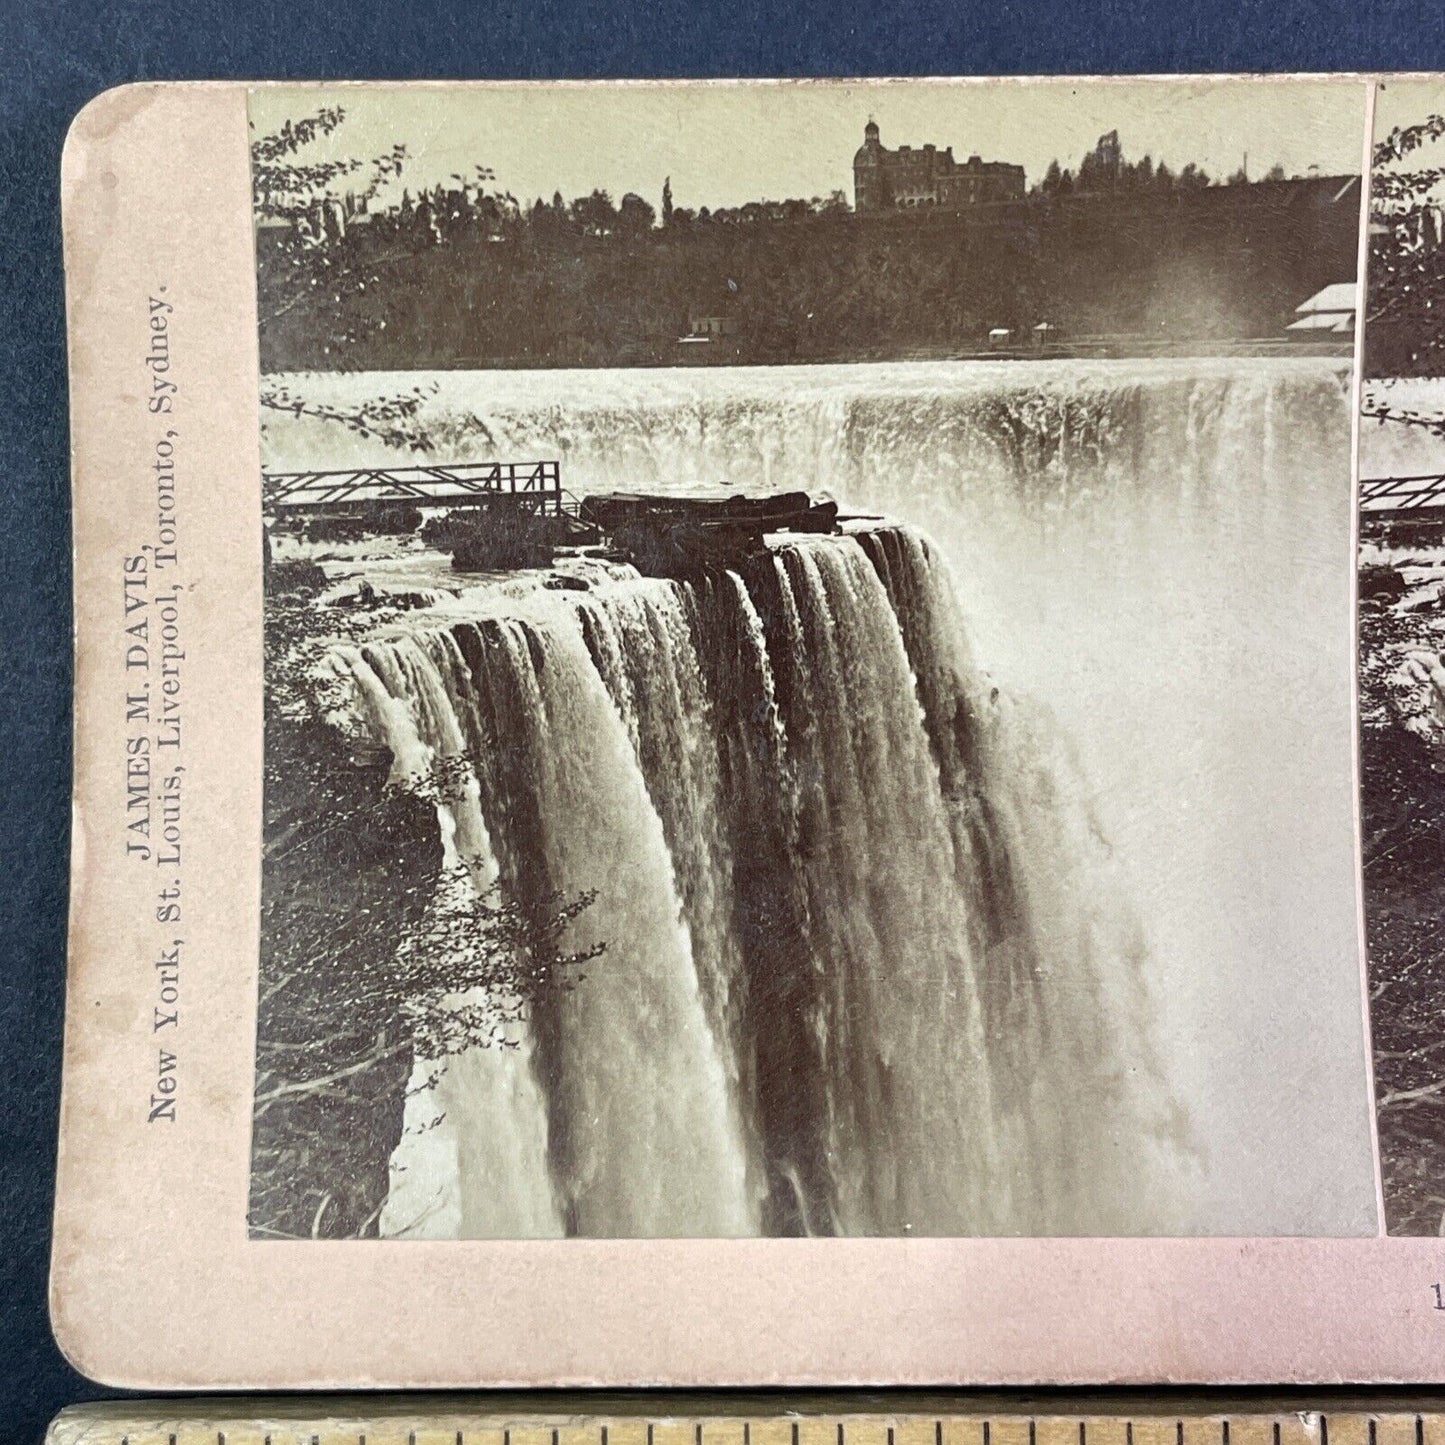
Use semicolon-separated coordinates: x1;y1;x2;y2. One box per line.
276;358;1380;1239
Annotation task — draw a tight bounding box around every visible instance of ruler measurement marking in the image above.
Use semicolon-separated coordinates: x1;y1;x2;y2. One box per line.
56;1414;1445;1445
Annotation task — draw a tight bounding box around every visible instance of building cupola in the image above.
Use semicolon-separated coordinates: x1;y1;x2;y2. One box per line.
854;117;891;211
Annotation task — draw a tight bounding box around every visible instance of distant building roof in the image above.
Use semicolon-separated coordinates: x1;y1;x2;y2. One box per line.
1286;282;1357;337
1286;311;1354;333
1296;282;1358;315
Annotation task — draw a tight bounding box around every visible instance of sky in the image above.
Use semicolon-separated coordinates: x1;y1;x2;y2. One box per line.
1375;74;1445;139
248;77;1371;214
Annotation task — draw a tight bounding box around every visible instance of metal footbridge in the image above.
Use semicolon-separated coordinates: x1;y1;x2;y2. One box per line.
263;459;570;515
1360;471;1445;522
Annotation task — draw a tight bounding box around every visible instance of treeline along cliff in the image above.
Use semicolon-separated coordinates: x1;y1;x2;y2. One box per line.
257;176;1360;370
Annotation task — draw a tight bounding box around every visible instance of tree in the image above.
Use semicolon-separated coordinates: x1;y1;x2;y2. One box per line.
1366;113;1445;383
251;108;450;449
251;107;407;313
662;175;674;227
571;188;618;236
1033;135;1224;199
617;190;657;238
250;109;512;451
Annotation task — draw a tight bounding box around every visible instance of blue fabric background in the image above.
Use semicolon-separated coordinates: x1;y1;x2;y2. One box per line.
4;2;1445;1439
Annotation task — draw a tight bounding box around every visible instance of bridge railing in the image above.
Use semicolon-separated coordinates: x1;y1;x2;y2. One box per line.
1360;472;1445;514
263;460;564;513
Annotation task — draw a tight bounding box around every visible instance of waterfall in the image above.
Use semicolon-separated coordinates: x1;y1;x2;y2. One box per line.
760;538;1003;1234
268;357;1378;1237
337;523;1187;1238
338;633;563;1239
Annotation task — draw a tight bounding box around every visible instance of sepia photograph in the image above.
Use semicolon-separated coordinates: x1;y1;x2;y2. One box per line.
1357;78;1445;1235
246;79;1379;1242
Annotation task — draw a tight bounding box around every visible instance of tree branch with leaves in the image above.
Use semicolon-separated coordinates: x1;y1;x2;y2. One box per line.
1365;111;1445;389
251;106;452;450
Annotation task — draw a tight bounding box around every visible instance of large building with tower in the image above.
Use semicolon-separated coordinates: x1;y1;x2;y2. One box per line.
853;120;1026;212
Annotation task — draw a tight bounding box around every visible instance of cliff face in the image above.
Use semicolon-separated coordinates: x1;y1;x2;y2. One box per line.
250;617;443;1240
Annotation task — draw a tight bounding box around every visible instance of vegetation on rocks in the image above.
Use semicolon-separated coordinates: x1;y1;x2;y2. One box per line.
1360;556;1445;1234
251;558;604;1238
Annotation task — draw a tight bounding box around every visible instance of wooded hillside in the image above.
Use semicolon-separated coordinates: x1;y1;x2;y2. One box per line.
257;179;1361;370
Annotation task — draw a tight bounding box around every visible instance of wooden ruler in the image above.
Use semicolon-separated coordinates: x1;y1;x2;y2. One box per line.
41;1400;1445;1445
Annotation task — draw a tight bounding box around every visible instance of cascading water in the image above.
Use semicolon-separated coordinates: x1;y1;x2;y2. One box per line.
267;357;1381;1237
339;632;562;1240
334;522;1187;1238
